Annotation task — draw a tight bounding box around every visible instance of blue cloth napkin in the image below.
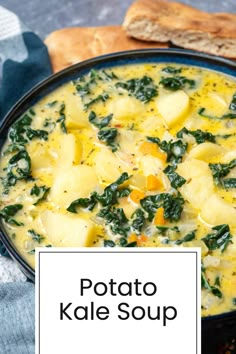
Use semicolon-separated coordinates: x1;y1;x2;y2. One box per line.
0;6;52;354
0;6;52;120
0;6;52;256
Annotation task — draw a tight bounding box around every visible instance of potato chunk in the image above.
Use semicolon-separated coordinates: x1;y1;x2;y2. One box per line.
57;133;82;167
28;140;55;173
65;91;89;129
140;155;163;176
50;165;98;208
188;142;224;162
41;210;95;247
200;194;236;226
108;95;144;121
157;90;190;127
177;159;215;209
140;116;163;133
95;148;128;184
180;176;214;210
177;159;212;179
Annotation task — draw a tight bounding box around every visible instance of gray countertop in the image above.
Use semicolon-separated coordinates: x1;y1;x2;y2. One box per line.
1;0;236;40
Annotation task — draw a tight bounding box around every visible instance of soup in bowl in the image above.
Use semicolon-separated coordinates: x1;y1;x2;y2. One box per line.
0;50;236;320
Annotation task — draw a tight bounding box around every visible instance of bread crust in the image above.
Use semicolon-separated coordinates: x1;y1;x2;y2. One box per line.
123;0;236;58
45;25;167;73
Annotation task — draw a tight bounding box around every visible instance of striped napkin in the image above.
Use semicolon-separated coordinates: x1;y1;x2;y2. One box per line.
0;6;52;353
0;5;52;266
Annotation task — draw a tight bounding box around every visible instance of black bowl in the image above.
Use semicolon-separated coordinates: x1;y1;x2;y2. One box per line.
1;49;236;353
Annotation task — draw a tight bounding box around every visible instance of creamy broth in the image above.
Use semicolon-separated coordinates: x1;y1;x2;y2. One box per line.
1;63;236;316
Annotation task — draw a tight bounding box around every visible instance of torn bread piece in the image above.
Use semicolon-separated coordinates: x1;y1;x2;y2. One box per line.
45;25;168;73
123;0;236;59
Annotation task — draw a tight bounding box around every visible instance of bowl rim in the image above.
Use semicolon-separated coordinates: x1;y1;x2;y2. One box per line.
1;48;236;321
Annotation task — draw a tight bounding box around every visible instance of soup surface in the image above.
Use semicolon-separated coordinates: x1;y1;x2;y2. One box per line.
1;63;236;316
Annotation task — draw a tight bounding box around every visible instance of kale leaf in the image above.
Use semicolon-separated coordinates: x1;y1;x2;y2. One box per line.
27;243;52;255
221;178;236;189
163;165;186;189
159;76;195;91
8;150;31;179
84;93;110;110
202;224;233;252
209;159;236;187
101;70;118;81
75;73;97;97
67;173;130;213
26;128;48;141
175;230;196;245
45;100;58;108
104;238;137;247
28;229;44;243
201;264;222;299
161;66;182;74
75;69;116;99
30;184;50;205
131;209;146;234
140;192;184;222
229;93;236;111
214;276;221;287
156;225;180;235
9;112;48;144
0;204;23;226
3;143;25;155
198;107;236;120
88;111;113;129
66;193;98;213
97;206;130;236
147;136;187;165
76;81;92;97
126;241;138;247
177;127;216;144
104;240;116;247
97;127;118;152
94;172;130;206
115;76;158;103
43;118;56;132
56;103;67;133
2;149;32;193
88;111;117;151
9;114;32;144
116;188;131;198
162;193;185;222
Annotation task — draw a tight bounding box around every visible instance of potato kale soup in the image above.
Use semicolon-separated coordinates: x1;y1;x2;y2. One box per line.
0;63;236;315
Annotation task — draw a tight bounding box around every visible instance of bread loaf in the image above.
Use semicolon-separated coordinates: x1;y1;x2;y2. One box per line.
123;0;236;58
45;25;167;73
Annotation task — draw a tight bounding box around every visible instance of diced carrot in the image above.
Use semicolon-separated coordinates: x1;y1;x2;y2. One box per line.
139;141;157;155
139;142;166;162
137;234;148;246
128;233;138;243
140;234;148;242
146;174;164;191
129;189;145;204
153;207;166;226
